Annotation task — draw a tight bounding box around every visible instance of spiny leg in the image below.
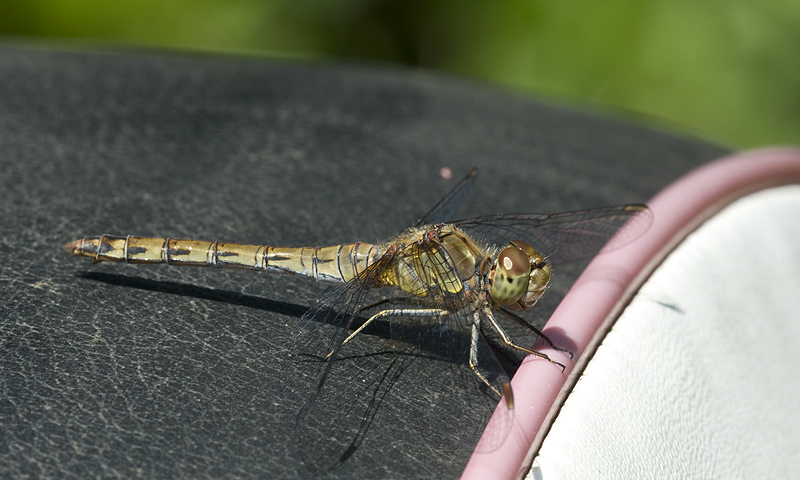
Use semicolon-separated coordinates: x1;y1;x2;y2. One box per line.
498;306;574;359
483;307;568;372
326;307;450;358
469;322;503;397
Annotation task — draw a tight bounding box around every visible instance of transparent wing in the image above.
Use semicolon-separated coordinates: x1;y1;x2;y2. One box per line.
281;230;515;475
453;204;653;264
280;249;399;429
290;336;417;475
290;305;512;476
383;310;514;456
414;168;478;226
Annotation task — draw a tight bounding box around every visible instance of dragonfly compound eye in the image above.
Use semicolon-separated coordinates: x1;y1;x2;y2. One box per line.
491;241;551;312
490;243;532;308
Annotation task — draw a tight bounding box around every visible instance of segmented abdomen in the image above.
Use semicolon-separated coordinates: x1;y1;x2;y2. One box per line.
64;235;380;283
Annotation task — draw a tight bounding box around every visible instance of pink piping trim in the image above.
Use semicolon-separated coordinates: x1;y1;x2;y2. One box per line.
462;148;800;479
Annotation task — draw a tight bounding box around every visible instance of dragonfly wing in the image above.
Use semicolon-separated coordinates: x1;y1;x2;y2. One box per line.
280;250;397;427
288;306;512;476
393;311;514;454
453;204;653;265
341;307;514;473
414;168;478;226
282;233;516;473
280;249;407;474
291;340;419;475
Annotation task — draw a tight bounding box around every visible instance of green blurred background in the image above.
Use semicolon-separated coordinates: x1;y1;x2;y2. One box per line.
2;0;798;149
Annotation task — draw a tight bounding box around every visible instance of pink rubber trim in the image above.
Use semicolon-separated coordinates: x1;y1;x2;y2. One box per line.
462;148;800;479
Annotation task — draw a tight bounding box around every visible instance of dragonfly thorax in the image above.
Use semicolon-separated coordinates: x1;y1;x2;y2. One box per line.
382;225;485;301
489;240;551;312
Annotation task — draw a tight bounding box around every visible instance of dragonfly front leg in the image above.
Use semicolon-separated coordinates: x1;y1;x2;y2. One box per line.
483;307;569;372
497;306;574;359
325;307;450;358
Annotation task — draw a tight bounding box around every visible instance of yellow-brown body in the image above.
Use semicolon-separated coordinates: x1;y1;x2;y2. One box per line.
64;224;496;305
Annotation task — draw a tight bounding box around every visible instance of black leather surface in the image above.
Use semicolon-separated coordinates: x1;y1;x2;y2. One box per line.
0;44;728;478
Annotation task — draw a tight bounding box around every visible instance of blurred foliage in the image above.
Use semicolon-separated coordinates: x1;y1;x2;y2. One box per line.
2;0;798;148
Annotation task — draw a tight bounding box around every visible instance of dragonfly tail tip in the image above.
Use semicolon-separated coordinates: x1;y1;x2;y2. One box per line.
63;239;82;256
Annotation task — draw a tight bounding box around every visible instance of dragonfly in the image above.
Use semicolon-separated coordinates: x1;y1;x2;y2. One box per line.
64;169;652;473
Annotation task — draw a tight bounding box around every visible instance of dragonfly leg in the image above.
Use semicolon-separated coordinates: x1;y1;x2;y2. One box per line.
497;306;574;359
469;322;503;397
484;308;568;372
325;307;450;359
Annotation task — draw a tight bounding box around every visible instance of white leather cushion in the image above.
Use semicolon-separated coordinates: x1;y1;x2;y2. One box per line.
530;185;800;479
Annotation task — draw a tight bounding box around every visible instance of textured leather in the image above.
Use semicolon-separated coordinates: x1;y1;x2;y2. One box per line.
532;186;800;479
0;44;727;479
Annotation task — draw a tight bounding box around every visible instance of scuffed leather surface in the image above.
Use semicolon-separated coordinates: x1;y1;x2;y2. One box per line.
0;44;726;479
533;186;800;479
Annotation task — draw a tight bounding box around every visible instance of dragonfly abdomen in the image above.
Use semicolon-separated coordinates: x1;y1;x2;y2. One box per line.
64;235;380;282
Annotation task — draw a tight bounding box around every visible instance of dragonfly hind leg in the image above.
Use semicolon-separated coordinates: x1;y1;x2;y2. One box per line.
325;306;450;358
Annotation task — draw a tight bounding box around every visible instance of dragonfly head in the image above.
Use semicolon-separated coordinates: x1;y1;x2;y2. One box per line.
490;241;551;312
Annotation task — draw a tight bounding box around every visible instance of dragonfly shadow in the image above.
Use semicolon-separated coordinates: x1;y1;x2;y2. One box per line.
77;272;414;347
76;276;535;476
77;272;309;319
79;271;565;377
